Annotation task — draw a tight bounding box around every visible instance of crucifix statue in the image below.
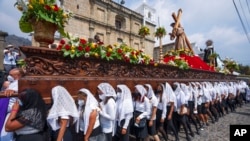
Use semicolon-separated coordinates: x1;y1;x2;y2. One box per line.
169;9;194;54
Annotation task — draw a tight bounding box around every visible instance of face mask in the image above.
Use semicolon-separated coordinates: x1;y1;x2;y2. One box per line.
155;90;162;95
133;92;140;97
117;92;122;98
172;86;177;91
99;94;105;100
7;75;14;82
18;99;23;106
78;100;85;106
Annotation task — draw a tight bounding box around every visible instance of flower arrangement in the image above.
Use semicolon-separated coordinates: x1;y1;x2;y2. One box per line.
138;26;150;38
56;36;155;65
223;58;239;73
15;0;72;36
167;56;189;70
164;48;194;57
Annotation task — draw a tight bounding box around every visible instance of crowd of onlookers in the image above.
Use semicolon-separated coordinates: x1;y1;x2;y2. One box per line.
0;65;249;141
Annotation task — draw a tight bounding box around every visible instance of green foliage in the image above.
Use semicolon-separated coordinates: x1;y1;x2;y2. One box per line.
15;0;72;36
154;27;167;39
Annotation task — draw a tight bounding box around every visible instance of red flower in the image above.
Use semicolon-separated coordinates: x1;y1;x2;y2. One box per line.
117;48;123;54
44;5;51;10
60;39;65;45
57;45;63;50
53;5;59;12
136;51;139;56
65;44;71;50
78;46;83;51
85;46;90;52
125;57;130;62
80;39;87;44
106;52;111;57
98;41;104;45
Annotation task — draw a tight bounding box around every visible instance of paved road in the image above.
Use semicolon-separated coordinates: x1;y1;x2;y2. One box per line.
166;103;250;141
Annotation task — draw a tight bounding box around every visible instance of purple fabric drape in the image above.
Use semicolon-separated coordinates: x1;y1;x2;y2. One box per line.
0;98;9;133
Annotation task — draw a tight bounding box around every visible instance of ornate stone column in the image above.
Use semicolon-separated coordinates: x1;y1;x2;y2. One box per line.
0;31;8;70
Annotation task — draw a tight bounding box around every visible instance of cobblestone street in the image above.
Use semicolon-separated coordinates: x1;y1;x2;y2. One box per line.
167;103;250;141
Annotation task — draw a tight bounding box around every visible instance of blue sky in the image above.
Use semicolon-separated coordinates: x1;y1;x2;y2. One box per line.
1;0;250;65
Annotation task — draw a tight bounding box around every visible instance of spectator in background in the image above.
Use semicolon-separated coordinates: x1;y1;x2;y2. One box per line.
3;45;21;75
47;85;79;141
5;89;47;141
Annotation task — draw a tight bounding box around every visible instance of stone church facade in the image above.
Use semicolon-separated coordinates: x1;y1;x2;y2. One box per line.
60;0;156;57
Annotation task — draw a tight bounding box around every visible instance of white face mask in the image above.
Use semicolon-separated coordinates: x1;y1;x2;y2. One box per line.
7;75;14;82
116;92;122;98
78;100;85;106
99;94;105;100
18;99;23;106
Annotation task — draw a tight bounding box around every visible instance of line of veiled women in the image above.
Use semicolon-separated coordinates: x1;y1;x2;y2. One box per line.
3;80;249;141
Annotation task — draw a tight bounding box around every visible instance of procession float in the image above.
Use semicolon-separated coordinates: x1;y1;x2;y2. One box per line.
2;1;238;103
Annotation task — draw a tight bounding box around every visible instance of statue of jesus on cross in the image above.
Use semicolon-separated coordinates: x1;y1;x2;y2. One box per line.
169;9;194;54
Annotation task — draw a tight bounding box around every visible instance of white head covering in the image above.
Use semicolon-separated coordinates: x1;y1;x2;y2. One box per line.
77;88;99;134
116;84;134;123
47;85;79;131
135;84;147;101
173;82;182;95
97;82;116;97
144;84;155;99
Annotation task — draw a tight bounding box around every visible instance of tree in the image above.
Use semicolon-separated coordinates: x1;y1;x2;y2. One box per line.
154;27;166;63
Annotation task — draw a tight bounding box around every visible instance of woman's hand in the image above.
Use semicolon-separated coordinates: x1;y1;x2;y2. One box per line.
84;136;89;141
135;117;141;124
121;128;127;135
148;120;153;127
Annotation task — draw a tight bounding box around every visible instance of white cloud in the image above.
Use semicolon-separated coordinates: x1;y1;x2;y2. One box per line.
126;0;250;65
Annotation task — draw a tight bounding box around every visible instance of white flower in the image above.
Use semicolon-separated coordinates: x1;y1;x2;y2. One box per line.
84;53;90;58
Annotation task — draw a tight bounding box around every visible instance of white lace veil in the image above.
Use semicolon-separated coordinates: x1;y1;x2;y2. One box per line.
97;82;116;97
144;84;155;99
116;84;134;123
135;84;147;101
78;88;99;134
47;85;79;131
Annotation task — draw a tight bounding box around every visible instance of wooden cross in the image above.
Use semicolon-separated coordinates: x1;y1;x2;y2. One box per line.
170;9;194;54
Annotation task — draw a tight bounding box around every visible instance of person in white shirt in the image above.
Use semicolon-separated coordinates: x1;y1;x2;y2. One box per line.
155;83;168;141
201;82;215;125
164;82;179;141
144;84;160;141
113;84;133;141
194;82;206;128
3;45;21;75
76;88;103;141
1;68;24;141
184;83;200;135
97;82;116;141
172;82;193;141
47;85;79;141
132;84;150;141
